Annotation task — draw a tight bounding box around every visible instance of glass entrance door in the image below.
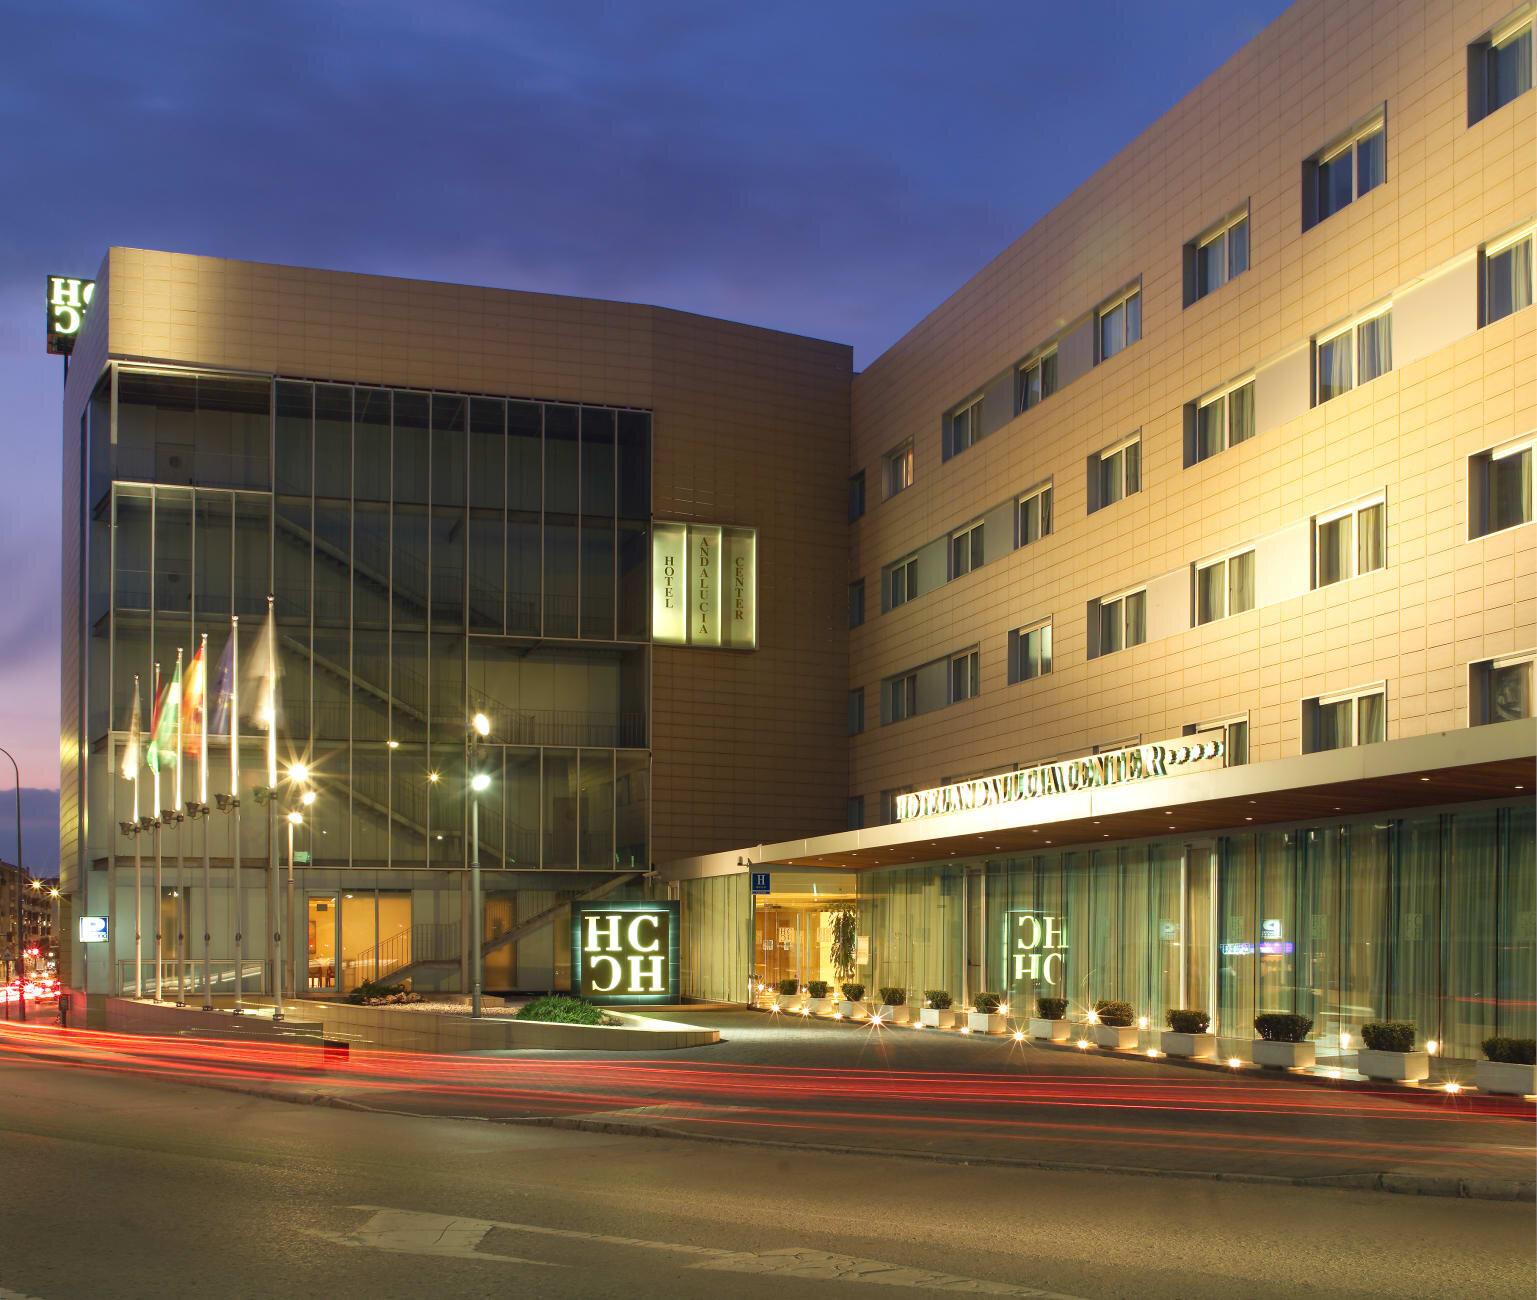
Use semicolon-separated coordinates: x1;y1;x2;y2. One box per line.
307;894;338;992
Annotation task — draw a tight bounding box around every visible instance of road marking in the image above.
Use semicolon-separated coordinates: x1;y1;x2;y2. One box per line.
0;1287;50;1300
315;1205;1086;1296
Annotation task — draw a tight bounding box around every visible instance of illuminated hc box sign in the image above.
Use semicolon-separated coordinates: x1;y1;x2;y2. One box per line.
652;521;756;649
570;902;681;1004
46;275;96;356
1005;911;1067;987
77;915;109;944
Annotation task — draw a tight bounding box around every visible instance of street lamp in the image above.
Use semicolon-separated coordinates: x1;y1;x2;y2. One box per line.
467;715;493;1018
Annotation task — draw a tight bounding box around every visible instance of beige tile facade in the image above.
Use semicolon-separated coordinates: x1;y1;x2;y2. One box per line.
848;0;1534;816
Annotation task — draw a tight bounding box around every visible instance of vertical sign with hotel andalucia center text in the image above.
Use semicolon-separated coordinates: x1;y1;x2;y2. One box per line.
652;521;756;649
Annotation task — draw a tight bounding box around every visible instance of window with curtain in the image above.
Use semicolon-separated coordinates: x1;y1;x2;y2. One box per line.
950;522;984;578
1356;312;1392;384
886;556;918;609
1018;351;1058;411
1092;437;1141;511
1189;209;1250;304
949;648;980;703
1008;620;1052;683
1306;113;1385;227
885;672;917;723
1097;288;1142;361
885;440;915;497
1196;549;1255;623
1485;233;1534;325
1017;484;1052;545
1472;442;1533;535
1096;589;1147;656
1316;329;1353;402
1306;686;1386;752
1314;497;1385;587
1473;19;1534;122
1472;655;1534;725
1192;379;1256;464
1316;310;1393;404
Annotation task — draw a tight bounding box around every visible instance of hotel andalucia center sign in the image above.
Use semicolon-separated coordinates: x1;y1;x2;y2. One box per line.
571;901;681;1004
46;276;95;355
652;521;757;649
894;738;1224;823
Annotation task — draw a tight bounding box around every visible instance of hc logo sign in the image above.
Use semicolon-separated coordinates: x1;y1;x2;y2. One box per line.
1009;911;1067;986
46;276;96;355
571;902;680;1004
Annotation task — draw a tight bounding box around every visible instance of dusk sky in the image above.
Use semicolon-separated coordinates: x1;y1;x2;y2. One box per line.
0;0;1289;862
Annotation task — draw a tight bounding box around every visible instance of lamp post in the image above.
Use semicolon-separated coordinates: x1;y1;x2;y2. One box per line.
287;778;315;1001
1;746;22;1022
469;711;491;1019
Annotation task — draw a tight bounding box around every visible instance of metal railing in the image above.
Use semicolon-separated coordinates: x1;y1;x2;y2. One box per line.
115;959;266;998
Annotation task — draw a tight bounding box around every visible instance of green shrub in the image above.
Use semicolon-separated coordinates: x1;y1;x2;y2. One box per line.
1482;1036;1537;1065
924;989;953;1010
775;978;799;997
1253;1012;1313;1042
972;991;1003;1014
1166;1009;1210;1034
840;982;865;1002
514;995;606;1026
1035;996;1067;1020
1361;1020;1416;1052
1093;999;1135;1028
807;980;831;999
345;979;422;1006
878;986;906;1007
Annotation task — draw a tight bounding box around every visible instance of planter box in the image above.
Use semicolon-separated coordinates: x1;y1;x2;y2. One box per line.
836;1000;867;1020
1476;1060;1537;1097
875;1004;909;1024
968;1011;1006;1035
1027;1017;1070;1042
773;994;802;1011
1160;1030;1216;1059
1091;1024;1139;1050
919;1007;956;1028
806;997;835;1016
1252;1039;1315;1069
1356;1049;1429;1082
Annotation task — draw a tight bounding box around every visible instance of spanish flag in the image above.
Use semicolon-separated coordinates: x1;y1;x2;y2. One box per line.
181;639;206;759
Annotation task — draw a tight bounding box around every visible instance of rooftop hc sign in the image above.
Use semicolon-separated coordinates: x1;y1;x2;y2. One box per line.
570;901;681;1005
46;276;95;355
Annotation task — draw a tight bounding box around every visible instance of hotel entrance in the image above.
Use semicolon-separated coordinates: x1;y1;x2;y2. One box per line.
751;869;857;994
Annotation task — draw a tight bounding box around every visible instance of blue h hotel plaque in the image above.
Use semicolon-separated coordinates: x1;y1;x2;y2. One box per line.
571;901;681;1005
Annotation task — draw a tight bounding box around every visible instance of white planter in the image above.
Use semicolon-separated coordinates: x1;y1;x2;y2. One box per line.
919;1007;956;1028
1356;1049;1429;1082
875;1004;910;1024
1027;1017;1069;1042
1252;1039;1315;1069
773;994;802;1011
836;1000;867;1020
967;1011;1006;1035
1160;1030;1216;1059
1476;1059;1537;1096
806;997;835;1016
1091;1024;1139;1050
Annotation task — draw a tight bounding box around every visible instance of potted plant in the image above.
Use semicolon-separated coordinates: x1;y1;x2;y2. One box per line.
1477;1037;1537;1097
773;978;802;1011
837;982;868;1019
1161;1009;1216;1059
1028;995;1070;1042
920;989;956;1028
1090;1000;1138;1049
875;986;910;1024
1252;1012;1314;1068
805;980;835;1015
1356;1020;1428;1082
968;991;1007;1034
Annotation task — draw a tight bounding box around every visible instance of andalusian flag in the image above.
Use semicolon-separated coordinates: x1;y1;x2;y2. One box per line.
146;662;182;774
121;676;143;781
181;640;206;759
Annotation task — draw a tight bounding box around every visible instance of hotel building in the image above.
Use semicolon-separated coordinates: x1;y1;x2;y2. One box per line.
61;0;1533;1058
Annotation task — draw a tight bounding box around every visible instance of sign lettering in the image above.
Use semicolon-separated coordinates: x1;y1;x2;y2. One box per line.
47;276;96;355
571;902;680;1004
1008;911;1067;986
652;521;756;650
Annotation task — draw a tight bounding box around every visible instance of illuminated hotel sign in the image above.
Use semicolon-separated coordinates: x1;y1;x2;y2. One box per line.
571;901;681;1004
1007;912;1066;985
77;915;109;944
46;276;96;355
894;738;1224;823
652;522;756;649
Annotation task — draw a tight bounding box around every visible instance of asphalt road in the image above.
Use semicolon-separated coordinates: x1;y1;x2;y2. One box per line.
0;1052;1532;1300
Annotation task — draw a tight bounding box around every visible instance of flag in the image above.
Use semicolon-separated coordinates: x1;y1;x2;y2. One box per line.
121;678;143;781
242;603;280;731
181;641;206;759
207;633;236;736
146;663;182;774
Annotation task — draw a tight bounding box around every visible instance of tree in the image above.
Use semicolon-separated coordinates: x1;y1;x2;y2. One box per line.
829;907;858;984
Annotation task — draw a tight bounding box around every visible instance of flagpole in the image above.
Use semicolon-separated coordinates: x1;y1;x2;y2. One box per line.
266;594;284;1023
132;674;143;1000
151;661;164;1002
231;616;243;1015
199;633;213;1011
174;646;187;1008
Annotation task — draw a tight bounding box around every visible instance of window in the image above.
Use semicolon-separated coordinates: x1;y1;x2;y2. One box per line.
1192;378;1255;463
1096;588;1147;656
886;556;918;608
1195;549;1255;624
1185;716;1249;765
1017;483;1053;546
1484;229;1534;325
1097;287;1142;361
848;470;866;522
1472;439;1534;536
1472;654;1534;725
885;672;917;724
885;440;914;498
1314;497;1385;587
848;688;865;736
1017;351;1058;411
950;522;984;578
1315;309;1392;404
1188;209;1250;305
950;648;980;703
849;578;865;629
1470;16;1533;123
1305;112;1385;228
880;788;913;825
1091;436;1141;512
1008;620;1053;684
846;796;865;831
948;399;982;458
1305;686;1386;752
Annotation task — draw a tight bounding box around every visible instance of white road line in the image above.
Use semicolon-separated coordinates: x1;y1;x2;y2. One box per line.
0;1286;49;1300
305;1207;564;1267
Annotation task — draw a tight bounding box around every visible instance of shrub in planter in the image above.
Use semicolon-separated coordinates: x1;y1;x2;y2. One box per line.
920;989;956;1028
1360;1021;1416;1052
1161;1008;1216;1059
515;995;608;1026
1251;1011;1315;1069
968;991;1006;1034
1356;1020;1427;1082
773;977;803;1010
1036;996;1068;1020
840;982;865;1002
1090;999;1138;1049
1028;995;1070;1042
837;982;868;1019
807;981;831;999
972;992;1003;1013
1478;1037;1537;1097
805;980;834;1014
875;986;910;1023
1093;1000;1135;1027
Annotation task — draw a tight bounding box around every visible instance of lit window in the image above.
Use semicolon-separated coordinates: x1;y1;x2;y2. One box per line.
950;648;980;703
885;673;918;724
1096;588;1147;656
1306;687;1386;752
1314;497;1386;588
849;578;865;629
1192;378;1256;463
1091;436;1141;512
1305;112;1386;228
1185;716;1249;765
849;471;866;523
1189;209;1250;304
1098;287;1142;361
1008;620;1053;684
1470;18;1533;123
951;521;984;578
1017;351;1059;411
885;440;915;498
1195;549;1255;624
848;688;865;736
1315;309;1392;404
1472;655;1534;725
1471;439;1534;537
1484;229;1534;326
948;399;982;459
886;556;919;609
1017;483;1053;546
